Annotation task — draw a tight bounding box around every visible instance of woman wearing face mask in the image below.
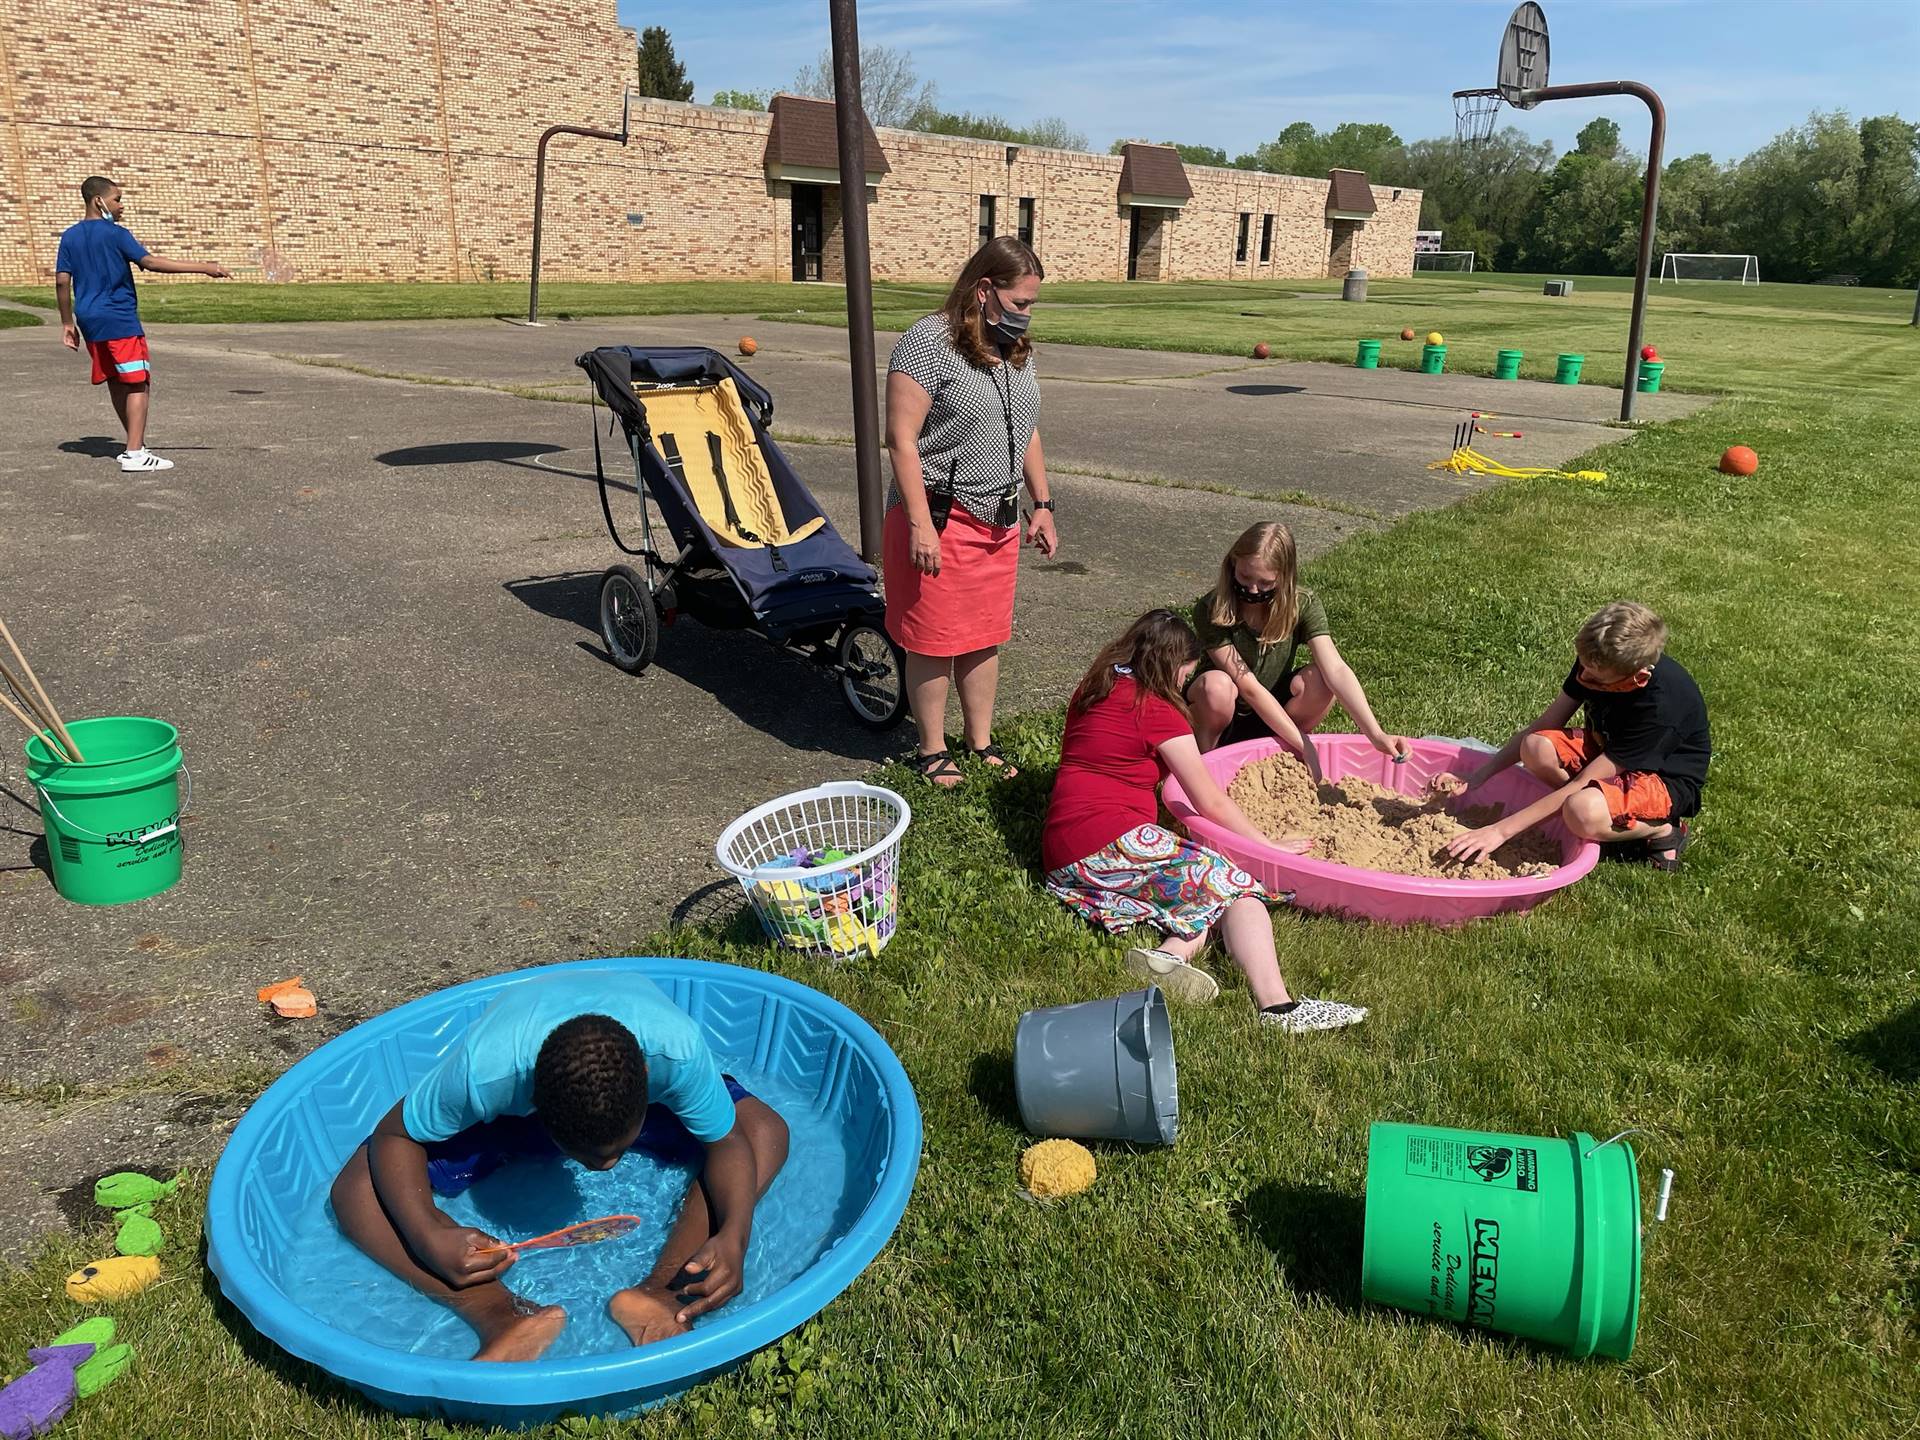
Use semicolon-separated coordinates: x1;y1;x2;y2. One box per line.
1185;522;1408;781
883;236;1058;788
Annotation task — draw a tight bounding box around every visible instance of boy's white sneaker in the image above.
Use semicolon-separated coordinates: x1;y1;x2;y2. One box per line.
1124;946;1220;1004
1260;997;1368;1034
119;449;173;472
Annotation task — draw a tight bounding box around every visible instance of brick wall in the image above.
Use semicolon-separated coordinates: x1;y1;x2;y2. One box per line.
0;1;1419;287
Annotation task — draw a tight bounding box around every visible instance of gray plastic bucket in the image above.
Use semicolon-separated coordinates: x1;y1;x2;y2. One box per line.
1013;987;1178;1144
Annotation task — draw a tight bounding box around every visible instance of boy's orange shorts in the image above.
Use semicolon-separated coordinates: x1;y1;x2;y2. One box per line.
1536;728;1674;830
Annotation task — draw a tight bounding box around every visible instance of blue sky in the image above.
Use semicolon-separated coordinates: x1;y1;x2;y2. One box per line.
620;0;1917;164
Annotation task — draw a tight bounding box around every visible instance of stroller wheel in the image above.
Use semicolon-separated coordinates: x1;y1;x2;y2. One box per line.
838;622;908;730
599;564;660;674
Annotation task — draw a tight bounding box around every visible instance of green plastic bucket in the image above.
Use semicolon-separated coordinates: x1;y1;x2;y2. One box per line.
1355;339;1382;369
1419;343;1447;375
1361;1121;1642;1358
1636;361;1666;393
1494;348;1524;380
25;717;187;906
1554;353;1585;384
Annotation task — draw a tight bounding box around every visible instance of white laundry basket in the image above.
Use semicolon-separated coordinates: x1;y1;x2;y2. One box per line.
716;781;910;960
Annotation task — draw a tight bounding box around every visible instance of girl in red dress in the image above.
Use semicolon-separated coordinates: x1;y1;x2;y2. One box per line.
1042;610;1367;1033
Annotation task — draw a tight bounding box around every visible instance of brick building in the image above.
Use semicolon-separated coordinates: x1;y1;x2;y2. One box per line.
0;1;1419;287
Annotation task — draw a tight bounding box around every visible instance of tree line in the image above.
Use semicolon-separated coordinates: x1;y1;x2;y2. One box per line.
1118;114;1920;287
637;29;1918;286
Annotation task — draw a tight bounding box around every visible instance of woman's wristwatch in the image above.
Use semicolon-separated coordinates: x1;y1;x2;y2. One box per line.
1031;499;1055;511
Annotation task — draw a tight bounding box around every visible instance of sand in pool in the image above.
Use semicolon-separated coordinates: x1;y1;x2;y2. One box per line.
1226;750;1561;879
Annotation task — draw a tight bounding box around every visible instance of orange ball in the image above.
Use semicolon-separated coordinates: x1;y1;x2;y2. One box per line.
738;336;758;356
1252;342;1271;359
1719;445;1758;476
1400;327;1416;341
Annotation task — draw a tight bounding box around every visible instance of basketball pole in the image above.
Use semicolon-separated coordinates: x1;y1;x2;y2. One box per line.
526;96;631;326
829;0;885;564
1524;81;1666;422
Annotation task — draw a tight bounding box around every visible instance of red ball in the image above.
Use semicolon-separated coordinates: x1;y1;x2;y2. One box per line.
1719;445;1758;476
1400;327;1416;341
738;336;758;356
1641;344;1659;362
1252;342;1271;359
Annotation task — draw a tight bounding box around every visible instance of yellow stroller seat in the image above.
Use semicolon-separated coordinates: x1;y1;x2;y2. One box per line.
635;378;825;550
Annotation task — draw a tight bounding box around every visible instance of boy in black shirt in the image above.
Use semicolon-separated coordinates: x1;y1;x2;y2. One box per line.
1435;602;1710;871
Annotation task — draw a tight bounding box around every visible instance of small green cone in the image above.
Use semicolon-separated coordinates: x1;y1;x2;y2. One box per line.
74;1342;134;1398
115;1211;165;1256
94;1170;183;1211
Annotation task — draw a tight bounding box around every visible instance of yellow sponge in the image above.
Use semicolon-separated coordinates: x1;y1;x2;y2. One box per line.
1020;1139;1097;1198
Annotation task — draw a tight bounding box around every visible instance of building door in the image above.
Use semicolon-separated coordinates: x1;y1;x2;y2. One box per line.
791;185;824;282
1127;208;1143;280
1327;218;1361;278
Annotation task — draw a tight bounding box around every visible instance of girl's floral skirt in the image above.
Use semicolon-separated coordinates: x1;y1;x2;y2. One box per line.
1044;823;1266;938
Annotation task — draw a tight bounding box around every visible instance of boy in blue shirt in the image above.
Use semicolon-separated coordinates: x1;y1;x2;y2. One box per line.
54;175;229;473
329;971;790;1361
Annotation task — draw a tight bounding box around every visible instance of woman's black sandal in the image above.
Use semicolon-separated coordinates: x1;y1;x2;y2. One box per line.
906;750;965;787
966;742;1019;779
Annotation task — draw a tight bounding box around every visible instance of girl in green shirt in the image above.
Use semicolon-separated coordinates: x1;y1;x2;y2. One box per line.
1187;522;1408;781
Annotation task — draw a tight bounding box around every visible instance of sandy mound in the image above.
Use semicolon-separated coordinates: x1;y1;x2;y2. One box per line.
1225;751;1561;880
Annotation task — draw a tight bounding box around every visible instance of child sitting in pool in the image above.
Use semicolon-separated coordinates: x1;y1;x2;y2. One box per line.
1041;608;1367;1033
1186;521;1408;777
330;972;790;1361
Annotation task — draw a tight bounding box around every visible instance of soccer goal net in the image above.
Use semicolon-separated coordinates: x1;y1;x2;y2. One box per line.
1413;251;1476;273
1659;253;1759;284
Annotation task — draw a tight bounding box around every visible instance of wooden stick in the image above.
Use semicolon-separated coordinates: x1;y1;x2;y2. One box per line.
0;615;83;761
0;687;73;761
0;657;58;734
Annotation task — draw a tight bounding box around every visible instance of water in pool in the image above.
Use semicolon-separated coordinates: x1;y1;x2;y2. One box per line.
280;1070;857;1359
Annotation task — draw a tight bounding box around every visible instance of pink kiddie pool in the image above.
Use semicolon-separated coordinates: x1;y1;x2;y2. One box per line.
1162;735;1599;927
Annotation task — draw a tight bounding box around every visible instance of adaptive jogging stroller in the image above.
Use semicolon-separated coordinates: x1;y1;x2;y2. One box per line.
577;345;907;728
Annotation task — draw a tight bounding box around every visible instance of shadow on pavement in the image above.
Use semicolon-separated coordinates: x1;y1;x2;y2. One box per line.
56;435;127;458
1224;385;1307;398
375;440;565;466
500;572;901;762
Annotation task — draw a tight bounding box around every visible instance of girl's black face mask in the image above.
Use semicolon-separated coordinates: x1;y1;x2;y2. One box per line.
1232;579;1278;606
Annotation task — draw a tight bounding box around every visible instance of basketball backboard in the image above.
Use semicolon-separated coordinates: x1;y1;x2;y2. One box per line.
1497;3;1550;107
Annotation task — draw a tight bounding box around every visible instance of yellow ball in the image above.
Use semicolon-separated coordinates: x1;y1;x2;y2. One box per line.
1019;1139;1097;1198
1426;331;1445;346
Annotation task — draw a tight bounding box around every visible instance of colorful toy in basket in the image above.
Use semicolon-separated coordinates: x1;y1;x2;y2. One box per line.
721;782;910;960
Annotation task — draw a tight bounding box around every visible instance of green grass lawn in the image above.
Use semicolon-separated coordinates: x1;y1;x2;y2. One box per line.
5;272;1910;407
0;307;41;328
1;281;1915;1438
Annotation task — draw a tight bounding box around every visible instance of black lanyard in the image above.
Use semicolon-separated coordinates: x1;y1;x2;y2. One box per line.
991;360;1019;491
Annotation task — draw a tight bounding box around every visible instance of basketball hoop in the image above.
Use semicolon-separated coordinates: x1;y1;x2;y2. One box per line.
1453;88;1503;146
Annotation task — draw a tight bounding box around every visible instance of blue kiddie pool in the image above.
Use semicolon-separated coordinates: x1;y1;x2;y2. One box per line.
206;957;921;1429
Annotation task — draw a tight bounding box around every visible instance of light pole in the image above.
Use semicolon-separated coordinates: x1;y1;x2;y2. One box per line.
829;0;885;563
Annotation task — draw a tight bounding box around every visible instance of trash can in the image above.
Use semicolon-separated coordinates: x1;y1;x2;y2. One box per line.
1342;269;1368;303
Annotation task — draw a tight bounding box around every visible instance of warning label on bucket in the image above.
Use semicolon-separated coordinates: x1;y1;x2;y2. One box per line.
1404;1135;1538;1192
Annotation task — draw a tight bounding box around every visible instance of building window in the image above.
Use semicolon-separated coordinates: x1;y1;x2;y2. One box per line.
1236;212;1251;262
1259;214;1274;263
1018;197;1035;247
979;195;996;244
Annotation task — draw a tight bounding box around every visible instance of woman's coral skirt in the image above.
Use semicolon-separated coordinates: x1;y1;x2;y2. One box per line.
882;502;1019;657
